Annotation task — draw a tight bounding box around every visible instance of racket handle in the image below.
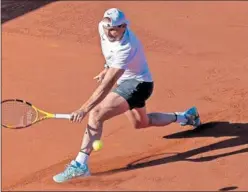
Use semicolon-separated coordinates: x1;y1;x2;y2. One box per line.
55;114;71;119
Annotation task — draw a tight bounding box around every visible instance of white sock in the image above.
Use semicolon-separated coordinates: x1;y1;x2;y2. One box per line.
175;112;188;124
75;152;89;165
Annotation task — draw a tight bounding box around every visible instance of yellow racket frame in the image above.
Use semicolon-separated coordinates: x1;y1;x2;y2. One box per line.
1;99;71;129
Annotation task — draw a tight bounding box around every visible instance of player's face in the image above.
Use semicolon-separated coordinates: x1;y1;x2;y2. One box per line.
103;24;127;42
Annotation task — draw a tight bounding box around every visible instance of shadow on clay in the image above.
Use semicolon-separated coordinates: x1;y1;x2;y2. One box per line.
219;186;238;191
1;0;55;24
95;121;248;175
4;122;247;189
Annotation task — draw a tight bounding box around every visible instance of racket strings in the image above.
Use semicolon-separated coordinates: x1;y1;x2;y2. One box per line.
1;101;38;128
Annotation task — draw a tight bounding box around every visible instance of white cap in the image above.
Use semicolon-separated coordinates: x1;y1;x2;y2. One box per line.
103;8;129;27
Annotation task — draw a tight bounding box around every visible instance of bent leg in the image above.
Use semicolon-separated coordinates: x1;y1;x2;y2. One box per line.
53;92;129;183
80;92;130;155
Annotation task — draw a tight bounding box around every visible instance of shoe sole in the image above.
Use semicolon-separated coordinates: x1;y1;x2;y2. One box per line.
53;171;91;183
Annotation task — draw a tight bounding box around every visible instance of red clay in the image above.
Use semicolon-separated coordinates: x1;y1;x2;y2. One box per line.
2;1;248;191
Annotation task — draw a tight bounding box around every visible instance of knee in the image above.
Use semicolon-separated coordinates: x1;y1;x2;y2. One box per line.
133;122;148;129
131;115;150;129
133;114;152;129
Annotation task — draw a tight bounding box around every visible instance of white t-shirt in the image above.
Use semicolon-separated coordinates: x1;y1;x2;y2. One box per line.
98;22;153;85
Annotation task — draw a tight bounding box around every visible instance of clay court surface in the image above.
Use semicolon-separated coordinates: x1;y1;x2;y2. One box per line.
2;1;248;191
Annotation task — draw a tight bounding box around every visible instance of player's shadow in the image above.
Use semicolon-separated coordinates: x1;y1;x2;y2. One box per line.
1;0;55;24
219;186;238;191
96;121;248;176
162;121;248;162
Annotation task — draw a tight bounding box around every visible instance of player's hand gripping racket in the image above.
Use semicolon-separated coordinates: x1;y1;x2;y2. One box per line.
1;99;71;129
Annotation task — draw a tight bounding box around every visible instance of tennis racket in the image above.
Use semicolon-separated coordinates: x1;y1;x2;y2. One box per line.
1;99;71;129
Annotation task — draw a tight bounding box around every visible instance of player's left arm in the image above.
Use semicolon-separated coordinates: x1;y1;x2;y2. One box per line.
80;48;131;114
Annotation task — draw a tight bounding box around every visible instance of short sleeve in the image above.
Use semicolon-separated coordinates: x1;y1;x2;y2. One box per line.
110;47;132;69
98;22;104;36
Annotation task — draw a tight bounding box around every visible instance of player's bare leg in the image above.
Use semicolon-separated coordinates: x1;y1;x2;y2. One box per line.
53;92;130;183
126;106;201;129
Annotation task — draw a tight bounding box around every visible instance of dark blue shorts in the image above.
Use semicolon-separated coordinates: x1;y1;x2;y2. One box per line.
112;79;154;109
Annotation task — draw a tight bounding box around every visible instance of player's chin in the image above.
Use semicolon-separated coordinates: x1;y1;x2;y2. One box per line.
107;36;118;42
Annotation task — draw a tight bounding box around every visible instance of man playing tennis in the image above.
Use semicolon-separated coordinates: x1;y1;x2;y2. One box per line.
53;8;201;183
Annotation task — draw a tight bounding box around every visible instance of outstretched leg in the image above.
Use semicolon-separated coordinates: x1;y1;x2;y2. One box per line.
53;92;130;183
126;106;201;129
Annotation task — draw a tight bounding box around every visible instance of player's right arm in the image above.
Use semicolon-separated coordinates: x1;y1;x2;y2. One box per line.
78;48;131;114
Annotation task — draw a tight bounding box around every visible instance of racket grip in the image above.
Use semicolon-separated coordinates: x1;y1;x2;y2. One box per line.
55;114;71;119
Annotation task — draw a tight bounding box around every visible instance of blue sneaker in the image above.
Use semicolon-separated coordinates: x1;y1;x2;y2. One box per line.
180;106;201;129
53;160;90;183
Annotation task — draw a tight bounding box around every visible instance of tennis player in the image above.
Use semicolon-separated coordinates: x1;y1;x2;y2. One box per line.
53;8;201;183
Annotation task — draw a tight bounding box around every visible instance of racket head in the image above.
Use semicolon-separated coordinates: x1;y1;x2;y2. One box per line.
1;99;54;129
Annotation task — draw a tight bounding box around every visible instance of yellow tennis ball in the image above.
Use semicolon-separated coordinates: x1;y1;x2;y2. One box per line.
93;140;103;151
